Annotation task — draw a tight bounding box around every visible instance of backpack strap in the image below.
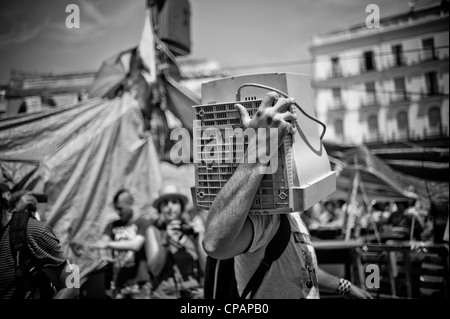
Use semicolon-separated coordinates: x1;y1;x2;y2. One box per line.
9;209;36;299
240;213;291;299
205;257;239;299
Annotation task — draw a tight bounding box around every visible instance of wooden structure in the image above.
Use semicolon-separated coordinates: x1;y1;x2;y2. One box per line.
313;239;449;299
357;241;449;299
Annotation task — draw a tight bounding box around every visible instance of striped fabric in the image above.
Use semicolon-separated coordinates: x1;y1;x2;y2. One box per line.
0;217;65;299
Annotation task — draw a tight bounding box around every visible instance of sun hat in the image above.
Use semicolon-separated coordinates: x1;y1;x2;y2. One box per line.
152;185;188;209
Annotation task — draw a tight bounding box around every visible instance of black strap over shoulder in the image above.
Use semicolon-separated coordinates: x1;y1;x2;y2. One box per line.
204;257;239;299
240;213;291;299
204;214;291;299
6;209;56;299
9;209;32;266
9;209;34;299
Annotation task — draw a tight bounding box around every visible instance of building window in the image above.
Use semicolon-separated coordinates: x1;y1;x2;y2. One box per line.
394;77;407;101
392;44;404;66
368;115;378;133
363;51;376;71
332;88;342;108
425;72;439;96
18;102;27;114
365;82;376;103
422;37;436;61
396;111;409;131
42;97;56;107
334;119;344;137
428;106;441;128
331;56;340;77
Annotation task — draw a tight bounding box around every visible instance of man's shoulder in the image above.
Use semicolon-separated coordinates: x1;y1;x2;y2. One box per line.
24;217;65;265
26;217;51;237
289;212;310;234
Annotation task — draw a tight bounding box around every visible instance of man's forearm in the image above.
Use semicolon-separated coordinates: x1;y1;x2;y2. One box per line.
194;233;207;272
108;236;144;252
317;267;373;299
317;267;340;292
203;161;265;257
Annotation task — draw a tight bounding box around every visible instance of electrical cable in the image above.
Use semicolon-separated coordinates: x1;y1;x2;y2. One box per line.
236;83;327;140
155;36;182;72
223;46;449;71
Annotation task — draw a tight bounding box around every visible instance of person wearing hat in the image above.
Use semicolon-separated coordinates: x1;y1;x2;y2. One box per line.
0;187;78;299
145;185;206;299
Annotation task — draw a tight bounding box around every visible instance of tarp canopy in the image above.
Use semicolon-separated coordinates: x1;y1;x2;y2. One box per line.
324;139;449;182
0;93;163;279
87;46;199;165
370;145;449;182
326;145;449;209
88;48;134;99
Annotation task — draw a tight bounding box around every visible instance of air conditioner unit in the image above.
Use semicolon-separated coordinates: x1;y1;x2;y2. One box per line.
192;73;336;215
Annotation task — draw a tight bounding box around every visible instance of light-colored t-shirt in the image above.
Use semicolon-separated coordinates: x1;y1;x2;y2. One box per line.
235;213;320;299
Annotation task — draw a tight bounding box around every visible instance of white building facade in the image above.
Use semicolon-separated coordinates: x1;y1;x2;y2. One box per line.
310;1;449;144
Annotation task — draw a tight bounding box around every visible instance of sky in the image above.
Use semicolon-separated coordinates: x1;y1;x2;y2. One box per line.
0;0;413;85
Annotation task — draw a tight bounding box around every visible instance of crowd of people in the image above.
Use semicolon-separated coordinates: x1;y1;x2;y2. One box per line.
1;92;447;300
0;182;207;300
301;197;438;244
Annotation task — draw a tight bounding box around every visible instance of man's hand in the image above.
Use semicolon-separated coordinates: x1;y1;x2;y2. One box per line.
190;216;205;236
348;284;373;299
166;220;187;248
15;193;38;212
235;92;297;159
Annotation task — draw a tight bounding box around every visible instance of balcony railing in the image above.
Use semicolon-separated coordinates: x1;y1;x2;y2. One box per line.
420;86;446;98
363;131;382;143
404;50;449;66
320;50;448;81
419;50;439;62
388;93;410;104
360;60;377;73
329;98;346;110
386;56;408;68
423;125;448;139
360;96;379;108
363;128;450;144
391;129;413;140
330;68;343;78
